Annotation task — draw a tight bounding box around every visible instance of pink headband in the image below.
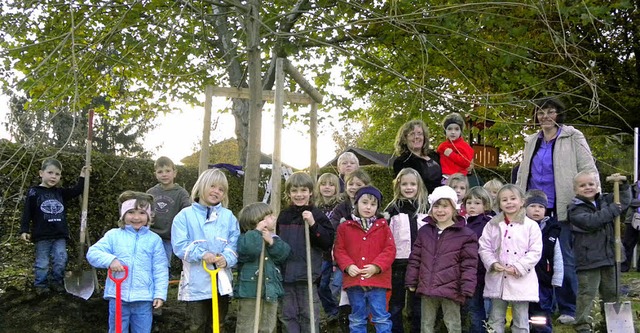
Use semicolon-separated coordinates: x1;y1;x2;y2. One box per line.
120;199;152;220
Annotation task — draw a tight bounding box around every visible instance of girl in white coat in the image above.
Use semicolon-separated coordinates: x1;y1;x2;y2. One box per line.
478;184;542;333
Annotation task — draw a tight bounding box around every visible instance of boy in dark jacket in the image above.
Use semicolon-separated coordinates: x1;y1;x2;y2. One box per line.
405;186;478;332
525;190;563;333
567;172;631;333
277;172;334;333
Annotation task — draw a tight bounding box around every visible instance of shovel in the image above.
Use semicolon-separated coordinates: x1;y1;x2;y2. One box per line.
203;260;221;333
604;173;635;332
64;109;95;299
109;266;129;333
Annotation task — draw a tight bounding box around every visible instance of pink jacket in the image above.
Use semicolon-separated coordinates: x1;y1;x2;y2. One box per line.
478;209;542;302
334;217;396;290
389;212;428;259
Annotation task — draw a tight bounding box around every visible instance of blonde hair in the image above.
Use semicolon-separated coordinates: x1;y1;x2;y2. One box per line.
463;186;492;212
284;172;315;205
117;191;154;228
314;173;341;207
337;152;359;168
483;178;503;193
385;168;429;215
238;202;273;233
342;169;372;201
573;171;599;189
190;168;229;207
446;173;469;190
496;184;526;212
394;119;430;156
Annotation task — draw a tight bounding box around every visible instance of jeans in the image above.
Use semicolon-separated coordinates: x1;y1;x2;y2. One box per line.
346;287;392;333
162;239;173;268
529;285;554;333
318;260;339;317
465;281;487;333
281;282;320;333
108;299;153;333
488;299;529;333
389;263;421;333
555;221;577;317
34;239;67;288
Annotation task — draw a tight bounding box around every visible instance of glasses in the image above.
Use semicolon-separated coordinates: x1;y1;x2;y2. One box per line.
537;108;557;117
407;131;424;138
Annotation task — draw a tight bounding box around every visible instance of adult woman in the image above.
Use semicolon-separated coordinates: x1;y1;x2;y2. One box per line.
393;120;442;194
515;97;599;325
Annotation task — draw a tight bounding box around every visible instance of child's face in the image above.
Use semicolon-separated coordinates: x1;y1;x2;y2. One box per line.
574;174;598;200
406;125;424;152
338;159;358;176
155;166;177;186
356;195;378;219
123;208;149;230
39;165;62;188
399;174;419;199
499;189;524;216
262;214;277;231
450;182;467;203
465;197;485;217
201;183;225;206
319;182;337;199
346;177;365;200
445;123;462;141
431;199;455;224
526;203;546;221
488;189;498;201
289;186;312;206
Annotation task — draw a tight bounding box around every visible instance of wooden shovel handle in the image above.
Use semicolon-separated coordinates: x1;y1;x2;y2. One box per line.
606;173;627;263
79;109;94;245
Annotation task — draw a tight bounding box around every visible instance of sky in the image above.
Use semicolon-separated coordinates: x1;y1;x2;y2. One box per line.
0;94;339;170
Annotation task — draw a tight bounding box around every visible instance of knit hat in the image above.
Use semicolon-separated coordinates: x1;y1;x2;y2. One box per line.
442;112;465;131
525;190;548;208
428;186;458;214
354;186;383;205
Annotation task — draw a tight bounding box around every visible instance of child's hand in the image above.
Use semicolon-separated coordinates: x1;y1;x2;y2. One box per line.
80;165;91;177
505;266;519;277
491;263;505;272
256;221;274;245
444;148;453;157
302;211;315;227
20;233;31;242
153;298;164;309
109;259;125;272
212;254;227;268
346;265;361;277
360;264;380;278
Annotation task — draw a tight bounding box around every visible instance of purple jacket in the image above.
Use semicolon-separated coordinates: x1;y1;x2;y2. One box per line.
405;216;478;304
466;212;493;283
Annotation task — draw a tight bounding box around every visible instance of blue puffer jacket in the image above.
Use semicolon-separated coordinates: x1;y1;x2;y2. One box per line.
87;225;169;302
171;201;240;301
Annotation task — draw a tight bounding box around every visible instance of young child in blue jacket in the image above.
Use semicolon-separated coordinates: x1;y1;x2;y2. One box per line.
87;191;168;333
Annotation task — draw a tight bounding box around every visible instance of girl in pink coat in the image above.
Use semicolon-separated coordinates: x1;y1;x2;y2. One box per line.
478;184;542;333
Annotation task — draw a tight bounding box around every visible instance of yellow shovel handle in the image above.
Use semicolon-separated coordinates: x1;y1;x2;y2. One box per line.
202;260;220;333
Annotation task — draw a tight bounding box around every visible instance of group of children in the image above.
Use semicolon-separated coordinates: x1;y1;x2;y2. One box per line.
20;114;631;333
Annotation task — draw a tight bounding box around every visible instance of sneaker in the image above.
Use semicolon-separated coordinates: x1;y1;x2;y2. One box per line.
557;314;575;324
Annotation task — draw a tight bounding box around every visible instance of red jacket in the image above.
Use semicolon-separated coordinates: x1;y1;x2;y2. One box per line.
436;137;474;175
334;217;396;290
405;216;478;304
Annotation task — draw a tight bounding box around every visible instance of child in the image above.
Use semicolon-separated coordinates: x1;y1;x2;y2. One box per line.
235;202;291;333
337;152;360;192
478;184;542;333
462;186;494;333
405;185;478;332
330;169;372;229
436;112;475;177
524;189;563;333
446;173;468;214
384;167;429;333
334;186;396;333
483;178;504;214
20;158;88;294
276;171;334;333
171;168;240;332
147;156;191;269
567;172;630;333
314;173;342;321
87;191;168;332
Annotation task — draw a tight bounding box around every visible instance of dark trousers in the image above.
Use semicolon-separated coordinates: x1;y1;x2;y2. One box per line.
554;221;577;317
388;262;420;333
622;224;639;272
465;281;487;333
529;284;554;333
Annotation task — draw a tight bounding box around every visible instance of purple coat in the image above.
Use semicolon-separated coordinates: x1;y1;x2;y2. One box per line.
405;216;478;304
